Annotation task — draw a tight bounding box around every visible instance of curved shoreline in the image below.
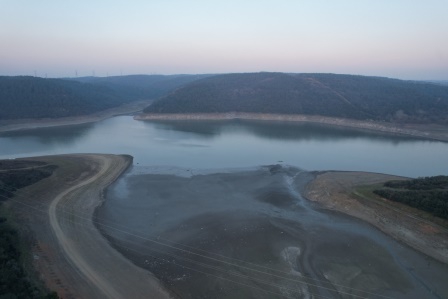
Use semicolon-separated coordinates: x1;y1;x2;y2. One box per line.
7;155;447;297
135;112;448;142
13;154;171;299
0;99;152;133
305;171;448;264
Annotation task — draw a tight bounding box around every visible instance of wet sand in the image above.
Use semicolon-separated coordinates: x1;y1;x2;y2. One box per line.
97;165;448;299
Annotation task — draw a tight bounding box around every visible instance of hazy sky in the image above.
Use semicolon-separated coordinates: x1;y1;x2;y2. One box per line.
1;0;447;79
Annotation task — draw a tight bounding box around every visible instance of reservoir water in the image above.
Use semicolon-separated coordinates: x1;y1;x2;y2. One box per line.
0;115;447;177
1;116;448;298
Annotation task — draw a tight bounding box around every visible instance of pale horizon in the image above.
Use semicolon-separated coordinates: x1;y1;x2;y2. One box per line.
1;0;447;80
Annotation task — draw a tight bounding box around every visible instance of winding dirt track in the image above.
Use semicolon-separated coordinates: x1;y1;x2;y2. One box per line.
27;154;171;299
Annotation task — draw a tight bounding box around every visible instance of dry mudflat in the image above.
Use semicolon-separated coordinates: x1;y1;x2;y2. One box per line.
98;165;448;299
8;154;171;299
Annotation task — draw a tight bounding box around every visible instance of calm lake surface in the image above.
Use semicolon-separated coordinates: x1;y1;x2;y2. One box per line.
0;115;447;177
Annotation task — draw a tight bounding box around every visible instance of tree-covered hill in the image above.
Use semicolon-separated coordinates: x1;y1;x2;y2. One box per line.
144;73;448;124
0;75;209;120
0;76;125;120
71;74;210;102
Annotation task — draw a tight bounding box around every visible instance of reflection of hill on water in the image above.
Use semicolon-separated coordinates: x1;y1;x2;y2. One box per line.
0;122;94;146
149;119;423;144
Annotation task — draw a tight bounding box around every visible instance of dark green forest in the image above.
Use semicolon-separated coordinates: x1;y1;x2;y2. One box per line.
0;160;58;298
0;75;208;120
3;73;448;124
145;72;448;124
374;176;448;219
0;162;56;201
0;77;124;120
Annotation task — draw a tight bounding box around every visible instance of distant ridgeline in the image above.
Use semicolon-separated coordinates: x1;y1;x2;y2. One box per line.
144;73;448;124
0;75;208;120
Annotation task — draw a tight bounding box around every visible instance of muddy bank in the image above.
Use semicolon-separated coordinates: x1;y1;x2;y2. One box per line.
97;165;448;299
135;112;448;142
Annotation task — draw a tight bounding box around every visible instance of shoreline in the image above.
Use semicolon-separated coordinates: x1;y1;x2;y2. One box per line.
11;154;171;299
96;165;448;298
305;171;448;264
6;156;447;297
135;112;448;142
0;99;152;133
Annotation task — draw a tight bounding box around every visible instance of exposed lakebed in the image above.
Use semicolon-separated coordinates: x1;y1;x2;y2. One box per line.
96;165;448;299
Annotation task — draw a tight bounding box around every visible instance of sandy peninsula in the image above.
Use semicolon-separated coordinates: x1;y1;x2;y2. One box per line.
9;154;171;299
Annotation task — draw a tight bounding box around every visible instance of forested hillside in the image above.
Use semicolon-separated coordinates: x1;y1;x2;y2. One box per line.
72;74;210;102
144;73;448;124
0;75;208;120
0;76;125;120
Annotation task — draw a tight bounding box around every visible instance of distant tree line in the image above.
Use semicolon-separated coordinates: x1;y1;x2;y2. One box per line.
383;175;448;190
0;76;123;120
374;176;448;219
0;163;57;200
0;75;209;120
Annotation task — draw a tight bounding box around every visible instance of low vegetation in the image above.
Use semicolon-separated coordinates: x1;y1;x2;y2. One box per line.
0;161;57;200
145;72;448;124
374;176;448;220
0;160;58;298
0;75;208;120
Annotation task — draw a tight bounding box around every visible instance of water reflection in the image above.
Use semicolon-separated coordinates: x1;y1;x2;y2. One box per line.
0;122;93;145
150;119;422;144
0;116;446;177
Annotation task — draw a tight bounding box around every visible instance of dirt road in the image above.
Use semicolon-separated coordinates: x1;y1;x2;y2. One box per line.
12;154;171;299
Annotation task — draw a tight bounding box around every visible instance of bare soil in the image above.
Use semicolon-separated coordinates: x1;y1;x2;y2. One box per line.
305;171;448;264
